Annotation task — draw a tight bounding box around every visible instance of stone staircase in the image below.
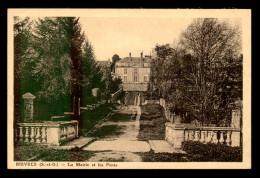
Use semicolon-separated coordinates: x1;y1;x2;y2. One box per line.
124;92;139;105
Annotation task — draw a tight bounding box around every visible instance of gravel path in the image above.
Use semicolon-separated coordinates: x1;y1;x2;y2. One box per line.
84;105;148;162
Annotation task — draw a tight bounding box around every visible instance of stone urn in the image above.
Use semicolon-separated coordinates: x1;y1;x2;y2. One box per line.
174;115;182;124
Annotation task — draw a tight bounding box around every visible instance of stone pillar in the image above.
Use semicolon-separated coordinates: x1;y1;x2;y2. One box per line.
165;123;185;149
172;128;185;149
47;126;60;146
231;109;241;128
22;93;36;122
137;93;141;106
231;131;241;147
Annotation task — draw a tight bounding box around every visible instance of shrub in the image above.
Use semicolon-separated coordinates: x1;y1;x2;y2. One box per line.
139;150;187;162
182;141;242;162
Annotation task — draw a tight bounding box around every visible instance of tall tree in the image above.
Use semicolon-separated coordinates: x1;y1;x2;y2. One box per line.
32;17;73;103
82;39;103;104
111;54;120;73
14;16;33;146
179;18;241;124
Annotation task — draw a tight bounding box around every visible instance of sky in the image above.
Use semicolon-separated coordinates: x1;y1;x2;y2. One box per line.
79;17;193;61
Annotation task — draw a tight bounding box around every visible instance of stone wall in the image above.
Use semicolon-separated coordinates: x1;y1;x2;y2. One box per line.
122;83;149;91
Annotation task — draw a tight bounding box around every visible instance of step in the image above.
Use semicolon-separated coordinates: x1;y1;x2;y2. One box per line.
148;140;186;154
55;137;94;149
83;140;151;152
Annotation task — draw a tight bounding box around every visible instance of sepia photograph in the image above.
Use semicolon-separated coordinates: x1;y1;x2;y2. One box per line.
7;9;251;169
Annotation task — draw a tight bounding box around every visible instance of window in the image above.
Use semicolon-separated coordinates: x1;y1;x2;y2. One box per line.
124;76;127;82
144;76;148;82
134;68;138;75
124;68;127;74
134;76;139;82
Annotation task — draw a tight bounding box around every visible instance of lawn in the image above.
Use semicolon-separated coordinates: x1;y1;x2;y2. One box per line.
81;103;118;136
137;104;167;141
138;141;242;162
84;109;134;139
86;125;126;138
14;143;95;161
106;113;136;122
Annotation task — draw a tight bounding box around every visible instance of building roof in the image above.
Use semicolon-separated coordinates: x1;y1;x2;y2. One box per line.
97;61;111;68
117;57;152;63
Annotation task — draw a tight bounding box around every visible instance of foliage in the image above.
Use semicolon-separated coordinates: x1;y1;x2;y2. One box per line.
149;18;242;124
14;17;33;127
82;40;104;103
110;54;120;73
138;150;187;162
102;67;122;100
182;141;242;162
14;17;122;123
86;125;125;138
81;103;115;135
14;143;95;161
138;141;242;162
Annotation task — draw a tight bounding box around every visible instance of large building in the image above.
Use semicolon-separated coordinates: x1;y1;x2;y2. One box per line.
115;52;152;91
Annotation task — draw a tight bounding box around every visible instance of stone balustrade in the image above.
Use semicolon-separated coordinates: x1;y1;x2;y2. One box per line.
165;122;241;149
143;100;159;105
110;89;122;103
17;120;78;146
80;100;106;111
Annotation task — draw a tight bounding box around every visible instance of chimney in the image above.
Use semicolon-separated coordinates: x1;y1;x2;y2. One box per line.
141;52;143;59
129;52;131;58
108;58;110;63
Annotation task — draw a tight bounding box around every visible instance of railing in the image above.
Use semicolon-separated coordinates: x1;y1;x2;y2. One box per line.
110;89;122;103
183;127;241;146
80;100;106;111
165;123;241;149
17;120;78;146
143;100;159;105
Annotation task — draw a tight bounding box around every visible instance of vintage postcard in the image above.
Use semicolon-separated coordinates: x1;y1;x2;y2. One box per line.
7;9;251;169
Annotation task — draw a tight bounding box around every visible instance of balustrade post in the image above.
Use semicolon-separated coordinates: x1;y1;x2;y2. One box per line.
200;130;206;143
42;127;47;143
30;127;35;143
188;130;194;141
24;127;29;142
194;130;200;141
66;125;70;138
19;127;24;142
219;131;224;144
36;127;41;143
226;131;231;146
212;131;218;144
206;131;213;143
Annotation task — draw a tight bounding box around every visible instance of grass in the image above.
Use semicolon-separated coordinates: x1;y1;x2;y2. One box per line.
81;103;117;136
86;125;126;138
137;104;167;141
106;113;136;122
100;157;126;162
138;141;242;162
138;150;187;162
83;105;134;138
14;143;95;161
182;141;242;162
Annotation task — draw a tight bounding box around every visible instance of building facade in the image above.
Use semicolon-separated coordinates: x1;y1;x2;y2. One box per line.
115;52;152;91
